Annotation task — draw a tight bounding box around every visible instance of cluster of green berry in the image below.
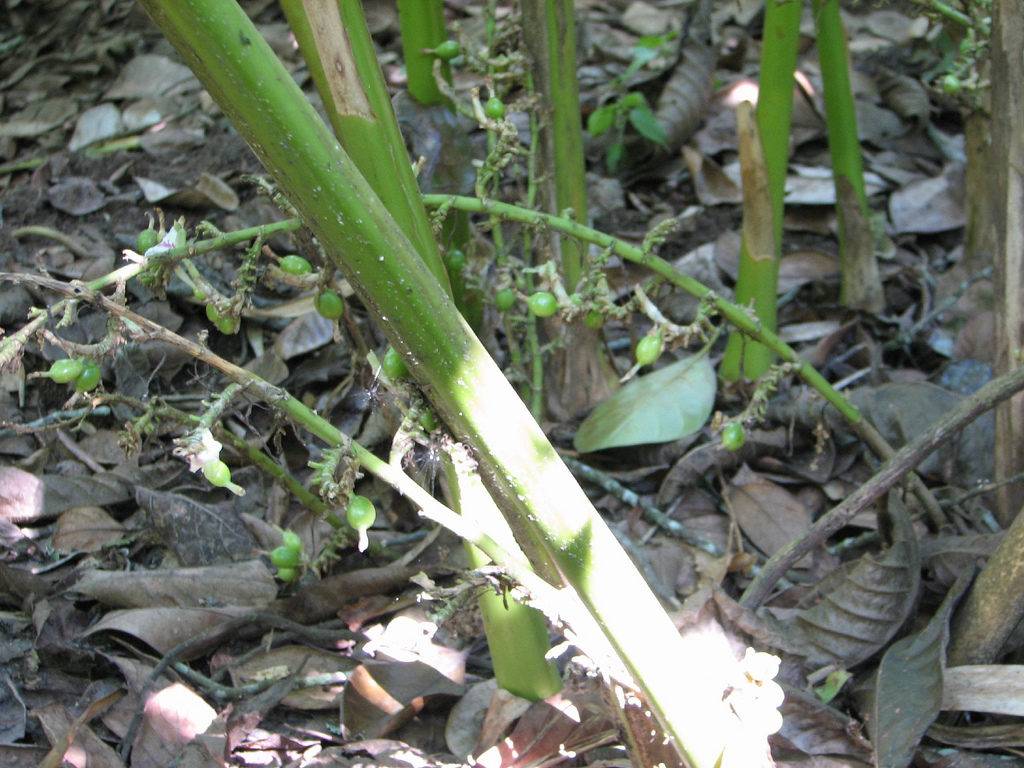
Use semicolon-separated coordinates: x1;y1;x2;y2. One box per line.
431;39;506;120
277;252;346;321
270;529;304;583
45;358;102;392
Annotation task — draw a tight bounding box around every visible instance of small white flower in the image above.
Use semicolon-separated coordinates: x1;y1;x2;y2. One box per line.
172;428;223;473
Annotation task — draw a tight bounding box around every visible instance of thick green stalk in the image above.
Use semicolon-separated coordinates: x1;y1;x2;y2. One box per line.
396;0;450;107
813;0;883;311
280;0;448;289
720;0;802;380
519;0;588;288
285;0;554;694
443;458;562;700
136;2;735;762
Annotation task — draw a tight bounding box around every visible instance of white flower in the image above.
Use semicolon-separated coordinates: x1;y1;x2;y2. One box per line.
173;428;222;473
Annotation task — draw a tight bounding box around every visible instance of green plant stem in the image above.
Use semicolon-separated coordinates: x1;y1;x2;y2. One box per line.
720;0;802;381
396;0;450;107
280;0;449;290
96;3;744;761
520;0;588;288
813;0;882;311
284;0;553;688
216;427;342;527
444;456;562;699
425;193;858;423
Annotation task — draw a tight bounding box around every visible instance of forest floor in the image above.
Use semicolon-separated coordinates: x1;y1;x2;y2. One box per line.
0;1;1012;767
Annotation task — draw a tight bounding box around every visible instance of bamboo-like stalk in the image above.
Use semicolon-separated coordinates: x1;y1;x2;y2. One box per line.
813;0;883;312
280;0;448;290
519;0;588;288
396;0;450;107
284;0;558;699
134;2;741;762
720;0;802;381
443;458;562;700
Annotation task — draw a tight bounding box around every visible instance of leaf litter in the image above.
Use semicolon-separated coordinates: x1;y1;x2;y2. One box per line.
0;0;1008;766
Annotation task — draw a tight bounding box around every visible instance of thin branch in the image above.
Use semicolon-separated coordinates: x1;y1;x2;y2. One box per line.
741;362;1024;609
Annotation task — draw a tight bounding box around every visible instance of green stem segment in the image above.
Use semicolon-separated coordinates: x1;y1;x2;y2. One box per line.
396;0;450;107
813;0;883;311
520;0;589;288
280;0;449;290
443;457;562;700
134;2;735;762
283;0;554;696
720;0;801;380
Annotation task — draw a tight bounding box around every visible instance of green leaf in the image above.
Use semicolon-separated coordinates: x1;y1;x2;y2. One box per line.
620;91;647;110
586;105;616;137
628;105;667;147
606;140;624;173
573;355;716;452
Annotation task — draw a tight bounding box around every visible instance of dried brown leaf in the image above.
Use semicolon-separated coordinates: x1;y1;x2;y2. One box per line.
83;606;250;658
52;506;125;553
73;560;276;609
725;465;813;562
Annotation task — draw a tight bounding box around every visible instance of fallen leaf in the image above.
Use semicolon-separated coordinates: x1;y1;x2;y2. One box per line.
872;571;972;767
470;677;617;768
131;683;217;768
83;607;250;658
888;164;965;234
229;645;357;710
341;660;464;739
0;467;44;524
793;493;920;667
52;507;125;553
574;354;716;452
725;465;813;562
943;666;1024;716
0;97;77;138
104;54;197;100
68;104;123;152
73;560;276;608
683;146;742;205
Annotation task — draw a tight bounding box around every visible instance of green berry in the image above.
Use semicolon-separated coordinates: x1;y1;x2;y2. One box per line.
435;40;460;61
484;96;506;120
192;288;207;302
270;545;301;568
281;530;302;553
635;332;663;367
942;74;962;95
206;303;222;324
48;359;84;384
346;494;377;531
275;566;298;583
527;291;558;318
279;254;312;275
419;409;439;432
74;361;101;392
381;346;408;380
315;290;344;320
495;288;516;312
722;422;746;452
136;228;160;253
203;460;232;488
584;310;605;329
445;248;466;272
